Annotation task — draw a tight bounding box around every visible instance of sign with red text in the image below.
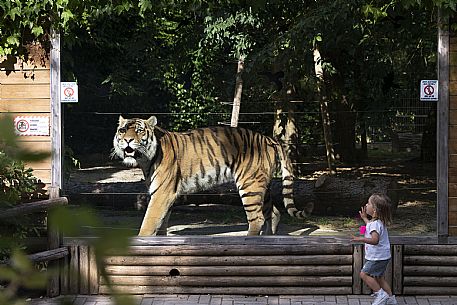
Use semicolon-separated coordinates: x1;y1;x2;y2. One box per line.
420;80;438;101
61;82;78;103
14;116;50;136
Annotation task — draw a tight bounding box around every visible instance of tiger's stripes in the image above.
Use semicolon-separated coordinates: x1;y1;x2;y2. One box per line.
112;115;313;236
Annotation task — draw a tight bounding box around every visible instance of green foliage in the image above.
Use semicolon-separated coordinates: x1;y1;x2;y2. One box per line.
0;152;37;206
0;116;135;304
0;249;48;304
0;117;45;263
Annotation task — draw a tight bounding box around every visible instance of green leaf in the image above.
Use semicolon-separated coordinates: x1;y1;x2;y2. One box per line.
139;0;152;15
6;36;19;46
8;7;21;21
31;26;43;37
61;10;74;26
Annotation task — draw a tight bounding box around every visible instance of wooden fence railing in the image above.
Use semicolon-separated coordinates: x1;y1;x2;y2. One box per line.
0;195;68;297
3;198;457;297
63;236;457;296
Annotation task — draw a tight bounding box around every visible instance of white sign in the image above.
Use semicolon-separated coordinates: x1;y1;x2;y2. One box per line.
420;80;438;101
14;116;50;136
61;82;78;103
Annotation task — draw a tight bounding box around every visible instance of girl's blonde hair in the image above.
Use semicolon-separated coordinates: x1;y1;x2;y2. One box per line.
369;193;393;226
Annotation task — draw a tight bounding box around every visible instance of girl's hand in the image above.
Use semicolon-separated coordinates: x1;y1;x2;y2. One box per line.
359;206;369;223
351;234;363;242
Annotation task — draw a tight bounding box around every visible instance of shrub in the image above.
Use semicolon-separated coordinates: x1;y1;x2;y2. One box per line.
0;151;38;206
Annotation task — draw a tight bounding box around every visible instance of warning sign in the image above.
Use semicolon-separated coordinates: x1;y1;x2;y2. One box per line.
420;80;438;101
14;116;50;136
61;82;78;103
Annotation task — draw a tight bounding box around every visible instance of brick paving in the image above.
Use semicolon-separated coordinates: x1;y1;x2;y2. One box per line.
28;295;457;305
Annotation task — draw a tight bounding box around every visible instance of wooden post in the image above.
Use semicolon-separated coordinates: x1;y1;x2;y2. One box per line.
89;246;99;294
60;253;69;294
230;57;244;127
69;245;79;294
48;23;63;297
79;245;89;294
392;245;403;295
50;26;62;190
47;187;61;297
352;244;363;294
437;9;449;239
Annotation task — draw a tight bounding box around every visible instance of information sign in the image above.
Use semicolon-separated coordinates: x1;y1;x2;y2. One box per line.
14;116;50;136
61;82;78;103
420;80;438;101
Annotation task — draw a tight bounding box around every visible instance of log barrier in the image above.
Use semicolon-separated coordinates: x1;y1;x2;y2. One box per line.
62;236;457;296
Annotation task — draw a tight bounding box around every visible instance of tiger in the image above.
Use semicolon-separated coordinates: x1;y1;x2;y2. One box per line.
112;115;313;236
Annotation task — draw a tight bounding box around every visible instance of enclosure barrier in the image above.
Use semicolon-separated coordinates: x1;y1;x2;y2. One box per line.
62;236;457;296
0;196;69;296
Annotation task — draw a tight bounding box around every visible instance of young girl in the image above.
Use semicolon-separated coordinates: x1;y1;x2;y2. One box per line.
352;193;397;305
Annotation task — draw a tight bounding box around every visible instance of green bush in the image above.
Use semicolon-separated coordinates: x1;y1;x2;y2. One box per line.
0;151;38;207
0;151;42;261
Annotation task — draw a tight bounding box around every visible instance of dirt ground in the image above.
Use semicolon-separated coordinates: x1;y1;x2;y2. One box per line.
64;153;436;237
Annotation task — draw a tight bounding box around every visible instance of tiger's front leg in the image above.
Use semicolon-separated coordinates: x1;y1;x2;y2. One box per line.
138;187;178;236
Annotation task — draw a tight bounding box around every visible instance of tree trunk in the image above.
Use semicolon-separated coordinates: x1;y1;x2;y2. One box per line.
311;175;398;216
359;116;368;159
230;57;244;127
273;86;300;176
313;47;335;174
174;176;398;217
333;96;358;163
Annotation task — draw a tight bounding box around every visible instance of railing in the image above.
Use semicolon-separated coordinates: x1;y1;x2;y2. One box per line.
0;195;68;297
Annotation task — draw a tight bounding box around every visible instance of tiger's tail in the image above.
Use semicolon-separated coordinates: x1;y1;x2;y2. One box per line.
276;143;314;219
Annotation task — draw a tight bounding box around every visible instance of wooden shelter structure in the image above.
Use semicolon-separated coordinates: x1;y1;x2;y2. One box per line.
1;16;457;297
0;31;61;189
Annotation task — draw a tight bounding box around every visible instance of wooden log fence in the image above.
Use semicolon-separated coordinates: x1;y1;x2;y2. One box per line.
62;236;457;296
0;196;68;297
402;245;457;295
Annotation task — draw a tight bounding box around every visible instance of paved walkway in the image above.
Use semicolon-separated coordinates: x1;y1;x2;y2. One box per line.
28;295;457;305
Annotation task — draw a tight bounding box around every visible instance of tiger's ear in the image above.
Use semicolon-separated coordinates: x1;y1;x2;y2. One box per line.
146;116;157;127
118;115;127;126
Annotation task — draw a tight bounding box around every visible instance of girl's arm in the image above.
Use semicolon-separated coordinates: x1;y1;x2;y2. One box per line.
351;231;380;245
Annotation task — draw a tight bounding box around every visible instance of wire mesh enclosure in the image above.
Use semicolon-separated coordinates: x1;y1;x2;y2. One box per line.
62;84;437;238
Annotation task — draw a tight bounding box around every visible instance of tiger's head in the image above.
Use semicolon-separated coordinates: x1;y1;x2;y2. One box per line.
112;115;158;167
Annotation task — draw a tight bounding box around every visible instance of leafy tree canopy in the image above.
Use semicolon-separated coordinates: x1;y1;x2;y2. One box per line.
1;0;456;58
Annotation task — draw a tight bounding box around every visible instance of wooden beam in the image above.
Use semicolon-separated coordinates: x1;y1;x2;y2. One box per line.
403;265;457;276
103;265;352;276
404;244;457;255
27;247;68;263
101;275;352;286
403;286;457;295
104;255;353;266
0;197;68;219
99;285;352;295
123;244;352;256
404;276;457;286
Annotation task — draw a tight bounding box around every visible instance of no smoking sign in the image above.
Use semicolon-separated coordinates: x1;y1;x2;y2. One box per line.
61;82;78;103
420;80;438;102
